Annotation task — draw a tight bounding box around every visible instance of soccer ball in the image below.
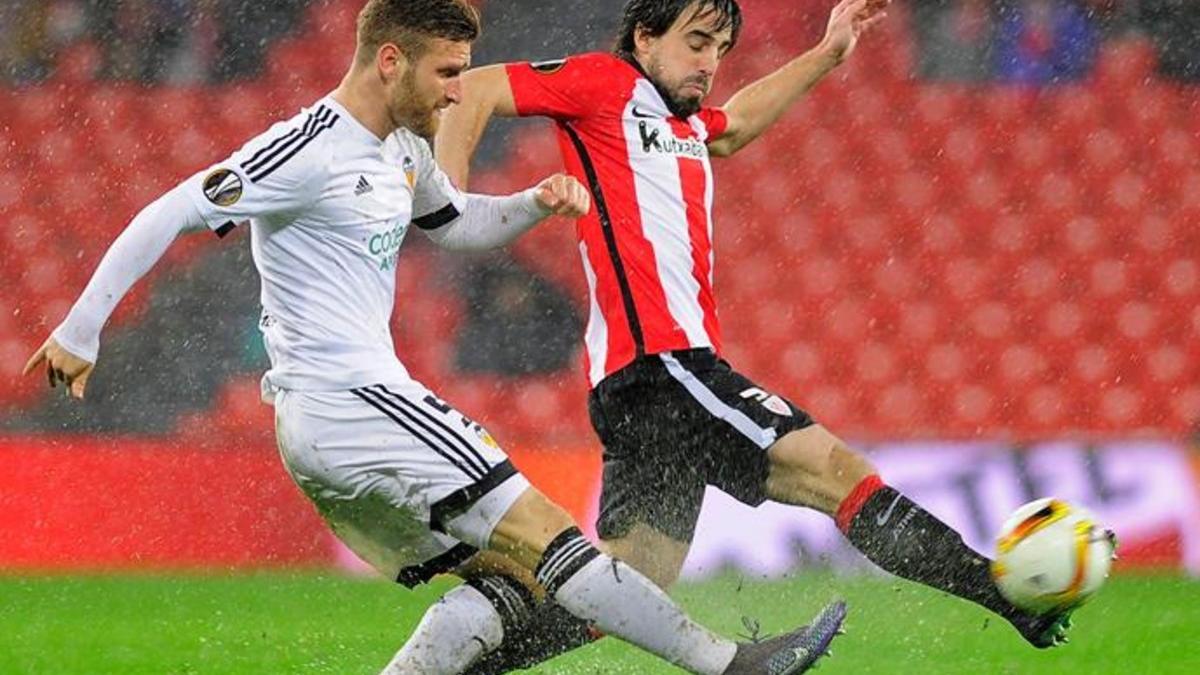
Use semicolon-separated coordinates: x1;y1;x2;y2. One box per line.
991;498;1117;615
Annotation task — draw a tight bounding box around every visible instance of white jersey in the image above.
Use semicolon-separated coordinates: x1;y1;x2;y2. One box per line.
182;96;463;391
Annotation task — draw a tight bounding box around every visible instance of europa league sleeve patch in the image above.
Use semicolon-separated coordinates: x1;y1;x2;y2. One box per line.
202;168;244;207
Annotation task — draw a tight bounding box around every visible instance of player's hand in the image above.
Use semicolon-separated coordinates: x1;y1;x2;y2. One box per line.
22;336;94;399
533;173;590;218
821;0;889;64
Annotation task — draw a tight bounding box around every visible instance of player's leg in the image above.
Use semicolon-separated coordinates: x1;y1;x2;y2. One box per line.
764;424;1069;646
382;372;841;674
463;524;696;674
480;484;845;675
382;550;538;674
474;485;740;674
466;358;723;674
651;352;1069;646
272;385;519;674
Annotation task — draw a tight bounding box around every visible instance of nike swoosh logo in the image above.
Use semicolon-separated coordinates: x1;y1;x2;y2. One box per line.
876;493;904;526
631;105;656;119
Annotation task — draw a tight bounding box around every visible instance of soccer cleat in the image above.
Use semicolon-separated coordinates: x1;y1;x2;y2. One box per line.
722;600;847;675
1009;607;1075;649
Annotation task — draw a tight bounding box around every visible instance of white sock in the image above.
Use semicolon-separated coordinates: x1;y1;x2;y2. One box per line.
536;529;737;675
382;584;504;675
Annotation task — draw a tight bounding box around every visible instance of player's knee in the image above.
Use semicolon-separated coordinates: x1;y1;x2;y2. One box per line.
765;426;876;512
489;487;579;566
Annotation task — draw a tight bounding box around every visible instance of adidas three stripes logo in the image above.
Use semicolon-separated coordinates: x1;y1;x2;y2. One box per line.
240;105;340;183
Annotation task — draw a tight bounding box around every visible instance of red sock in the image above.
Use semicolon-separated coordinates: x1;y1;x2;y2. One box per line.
835;474;884;533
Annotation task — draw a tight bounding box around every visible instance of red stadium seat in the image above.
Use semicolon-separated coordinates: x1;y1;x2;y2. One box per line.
1042;86;1103;148
998;344;1050;387
1018;260;1066;305
951;384;996;428
1023;384;1073;432
925;342;969;384
76;84;140;133
1099;386;1145;429
1093;39;1158;91
941;257;997;304
1146;345;1191;386
874;382;926;432
1104;171;1151;216
1072;344;1117;385
1162;258;1199;299
980;88;1035;133
967;301;1015;342
1088;257;1130;298
854;342;898;385
1115;301;1159;342
1081;128;1129;185
1034;172;1085;220
777;341;826;385
955;170;1012;221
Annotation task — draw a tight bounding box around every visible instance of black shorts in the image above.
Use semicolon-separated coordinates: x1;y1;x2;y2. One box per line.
587;349;815;542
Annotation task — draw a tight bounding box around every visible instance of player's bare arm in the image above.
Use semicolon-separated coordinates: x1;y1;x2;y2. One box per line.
707;0;888;157
436;64;517;186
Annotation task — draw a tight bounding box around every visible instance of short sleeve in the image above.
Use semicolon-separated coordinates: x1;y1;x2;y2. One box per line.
181;108;337;237
505;52;619;121
409;135;467;230
696;107;729;140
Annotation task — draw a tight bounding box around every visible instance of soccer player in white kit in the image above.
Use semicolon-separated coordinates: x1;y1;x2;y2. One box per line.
23;1;846;673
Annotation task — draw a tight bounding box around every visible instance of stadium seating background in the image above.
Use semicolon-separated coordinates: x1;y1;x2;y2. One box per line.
1;0;1197;448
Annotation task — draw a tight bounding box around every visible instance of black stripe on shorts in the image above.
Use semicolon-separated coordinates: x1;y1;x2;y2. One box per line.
373;384;491;476
395;542;477;588
351;387;485;480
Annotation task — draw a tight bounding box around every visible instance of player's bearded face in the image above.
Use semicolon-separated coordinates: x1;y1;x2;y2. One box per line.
390;39;470;139
638;11;731;118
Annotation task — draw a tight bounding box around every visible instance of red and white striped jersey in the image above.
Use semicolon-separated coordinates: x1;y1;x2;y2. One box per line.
507;52;729;387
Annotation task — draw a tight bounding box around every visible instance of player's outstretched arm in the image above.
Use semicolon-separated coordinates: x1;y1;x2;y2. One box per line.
21;186;212;399
422;173;590;252
436;64;518;186
707;0;889;157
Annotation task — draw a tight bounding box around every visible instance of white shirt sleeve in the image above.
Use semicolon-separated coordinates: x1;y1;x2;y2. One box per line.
421;189;551;252
410;136;469;231
181;116;332;237
408;136;551;251
53;114;333;362
52;185;206;362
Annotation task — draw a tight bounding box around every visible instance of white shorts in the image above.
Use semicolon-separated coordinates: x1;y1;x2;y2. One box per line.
273;381;530;586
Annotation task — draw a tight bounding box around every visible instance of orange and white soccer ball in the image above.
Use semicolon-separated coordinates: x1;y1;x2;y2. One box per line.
991;498;1117;615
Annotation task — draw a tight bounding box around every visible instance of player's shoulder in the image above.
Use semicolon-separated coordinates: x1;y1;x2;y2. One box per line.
231;98;341;186
517;52;632;82
390;128;435;171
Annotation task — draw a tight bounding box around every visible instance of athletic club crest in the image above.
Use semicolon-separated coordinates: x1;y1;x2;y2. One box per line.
740;387;793;417
761;395;793;417
402;156;415;188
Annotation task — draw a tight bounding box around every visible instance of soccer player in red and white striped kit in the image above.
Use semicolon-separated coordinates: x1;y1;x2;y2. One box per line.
407;0;1076;671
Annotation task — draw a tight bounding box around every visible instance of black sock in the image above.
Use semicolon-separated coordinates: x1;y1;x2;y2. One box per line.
465;574;537;641
841;482;1024;622
465;600;596;674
